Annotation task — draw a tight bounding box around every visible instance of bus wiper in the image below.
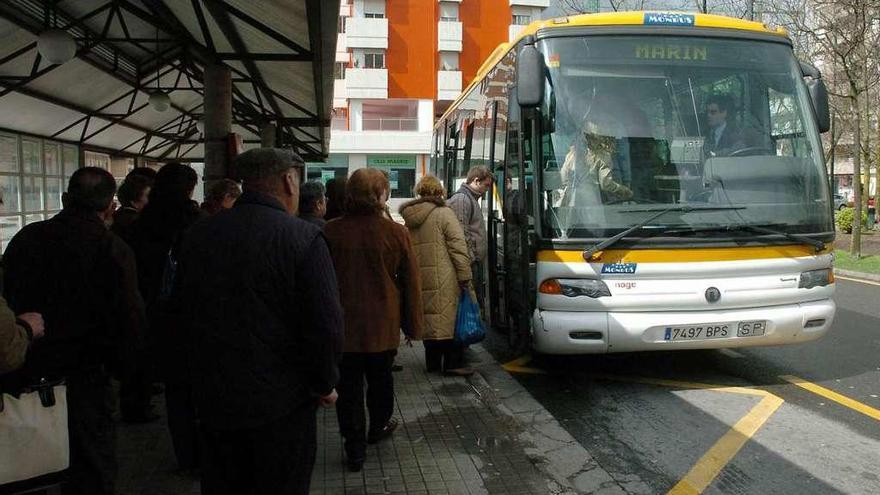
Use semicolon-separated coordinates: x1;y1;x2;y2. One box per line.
582;205;746;261
666;224;826;252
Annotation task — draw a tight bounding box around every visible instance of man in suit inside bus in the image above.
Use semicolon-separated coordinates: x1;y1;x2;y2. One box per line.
704;94;746;157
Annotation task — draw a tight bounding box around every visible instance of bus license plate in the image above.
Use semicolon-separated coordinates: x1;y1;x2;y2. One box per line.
664;324;731;341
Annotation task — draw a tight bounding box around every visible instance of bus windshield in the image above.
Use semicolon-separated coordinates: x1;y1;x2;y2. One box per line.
536;35;834;242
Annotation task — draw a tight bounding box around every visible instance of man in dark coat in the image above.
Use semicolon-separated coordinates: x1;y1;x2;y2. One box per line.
2;167;146;495
299;180;327;228
174;148;343;494
704;94;746;156
111;169;155;423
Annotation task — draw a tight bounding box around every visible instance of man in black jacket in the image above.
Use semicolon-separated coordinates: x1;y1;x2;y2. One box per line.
174;148;343;494
2;167;146;495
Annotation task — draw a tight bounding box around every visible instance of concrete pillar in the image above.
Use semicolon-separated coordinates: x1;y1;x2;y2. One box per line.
261;123;277;148
348;154;367;175
349;100;364;132
204;64;232;183
417;99;434;132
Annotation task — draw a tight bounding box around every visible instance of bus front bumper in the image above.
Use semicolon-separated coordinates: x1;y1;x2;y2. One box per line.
530;299;835;355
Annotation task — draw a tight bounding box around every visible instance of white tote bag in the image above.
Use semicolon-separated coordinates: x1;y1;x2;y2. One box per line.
0;383;69;485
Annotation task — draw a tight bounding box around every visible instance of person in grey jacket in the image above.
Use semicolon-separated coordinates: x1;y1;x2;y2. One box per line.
446;165;494;309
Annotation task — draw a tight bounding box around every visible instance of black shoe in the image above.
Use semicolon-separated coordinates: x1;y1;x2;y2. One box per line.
367;419;399;444
443;367;474;377
347;456;365;472
121;411;160;424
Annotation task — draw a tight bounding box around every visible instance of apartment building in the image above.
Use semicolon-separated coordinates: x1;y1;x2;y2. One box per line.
307;0;548;201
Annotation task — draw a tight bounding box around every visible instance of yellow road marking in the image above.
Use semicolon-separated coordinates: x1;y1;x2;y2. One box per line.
667;394;784;495
500;363;785;493
780;375;880;422
591;373;770;397
501;355;546;375
835;275;880;287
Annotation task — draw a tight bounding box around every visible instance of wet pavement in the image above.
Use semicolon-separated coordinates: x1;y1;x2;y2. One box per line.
116;341;578;495
481;277;880;494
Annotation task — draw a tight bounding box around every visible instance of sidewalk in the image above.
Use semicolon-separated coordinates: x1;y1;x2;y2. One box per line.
116;340;615;494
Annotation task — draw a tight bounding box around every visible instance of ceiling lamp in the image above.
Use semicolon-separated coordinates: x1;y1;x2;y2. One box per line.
149;91;170;112
37;28;76;65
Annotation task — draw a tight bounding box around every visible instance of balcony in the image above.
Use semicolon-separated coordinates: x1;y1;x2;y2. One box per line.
437;70;462;101
438;21;462;52
509;0;549;7
509;24;527;42
330;130;432;154
335;34;348;63
345;17;388;49
333;79;346;107
346;68;388;99
362;118;420;131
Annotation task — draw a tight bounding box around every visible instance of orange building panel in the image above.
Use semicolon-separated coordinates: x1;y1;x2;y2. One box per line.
387;0;436;99
460;1;510;90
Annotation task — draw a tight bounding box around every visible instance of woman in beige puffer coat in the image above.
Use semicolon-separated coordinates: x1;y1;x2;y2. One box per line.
400;176;473;376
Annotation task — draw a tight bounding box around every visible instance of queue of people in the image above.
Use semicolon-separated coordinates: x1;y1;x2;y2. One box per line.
0;153;494;495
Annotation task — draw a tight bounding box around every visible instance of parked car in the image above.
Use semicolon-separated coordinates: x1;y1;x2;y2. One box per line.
844;197;875;209
833;194;848;210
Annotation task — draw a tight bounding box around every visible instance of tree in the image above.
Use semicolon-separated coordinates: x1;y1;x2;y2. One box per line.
769;0;880;257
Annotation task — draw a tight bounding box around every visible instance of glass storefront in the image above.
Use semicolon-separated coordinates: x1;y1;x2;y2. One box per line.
0;132;78;253
306;154;349;186
367;155;416;198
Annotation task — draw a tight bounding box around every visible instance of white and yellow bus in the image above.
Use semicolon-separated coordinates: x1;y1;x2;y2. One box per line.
430;11;836;354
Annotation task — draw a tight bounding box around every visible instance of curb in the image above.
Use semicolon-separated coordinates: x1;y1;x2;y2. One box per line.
467;344;646;495
834;268;880;283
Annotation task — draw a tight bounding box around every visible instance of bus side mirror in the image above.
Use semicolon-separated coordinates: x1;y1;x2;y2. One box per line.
800;62;830;133
516;45;544;108
807;78;830;133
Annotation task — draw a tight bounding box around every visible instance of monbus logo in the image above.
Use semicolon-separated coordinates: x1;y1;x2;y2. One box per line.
643;13;695;26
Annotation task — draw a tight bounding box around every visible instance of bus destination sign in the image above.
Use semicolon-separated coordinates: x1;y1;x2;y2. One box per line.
643;13;695;26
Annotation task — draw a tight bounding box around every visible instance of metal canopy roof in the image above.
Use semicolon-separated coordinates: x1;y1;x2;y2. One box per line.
0;0;338;162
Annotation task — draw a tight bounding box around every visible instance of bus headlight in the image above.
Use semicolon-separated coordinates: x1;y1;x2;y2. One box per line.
798;268;833;289
539;278;611;298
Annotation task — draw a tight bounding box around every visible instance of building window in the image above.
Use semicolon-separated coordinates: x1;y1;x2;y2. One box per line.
364;12;384;19
364;52;385;69
512;14;531;26
440;52;460;71
334;62;346;79
439;2;459;22
0;132;79;253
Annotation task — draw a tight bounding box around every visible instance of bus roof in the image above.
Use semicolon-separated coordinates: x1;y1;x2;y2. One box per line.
439;11;789;125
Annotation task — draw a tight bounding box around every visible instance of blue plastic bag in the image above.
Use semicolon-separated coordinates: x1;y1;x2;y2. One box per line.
454;290;486;346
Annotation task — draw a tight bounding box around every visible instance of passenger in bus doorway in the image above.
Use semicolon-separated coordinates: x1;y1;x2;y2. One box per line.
401;176;474;377
447;166;494;311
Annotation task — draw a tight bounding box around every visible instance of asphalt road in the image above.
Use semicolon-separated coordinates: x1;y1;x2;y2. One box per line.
484;278;880;494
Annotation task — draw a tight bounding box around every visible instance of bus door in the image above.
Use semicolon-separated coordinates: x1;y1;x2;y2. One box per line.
442;121;458;196
502;86;536;352
487;101;506;331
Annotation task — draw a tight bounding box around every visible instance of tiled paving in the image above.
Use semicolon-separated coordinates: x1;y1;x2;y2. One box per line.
117;341;557;495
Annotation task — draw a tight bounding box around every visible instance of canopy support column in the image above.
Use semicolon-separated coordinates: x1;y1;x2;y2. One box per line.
204;64;232;185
